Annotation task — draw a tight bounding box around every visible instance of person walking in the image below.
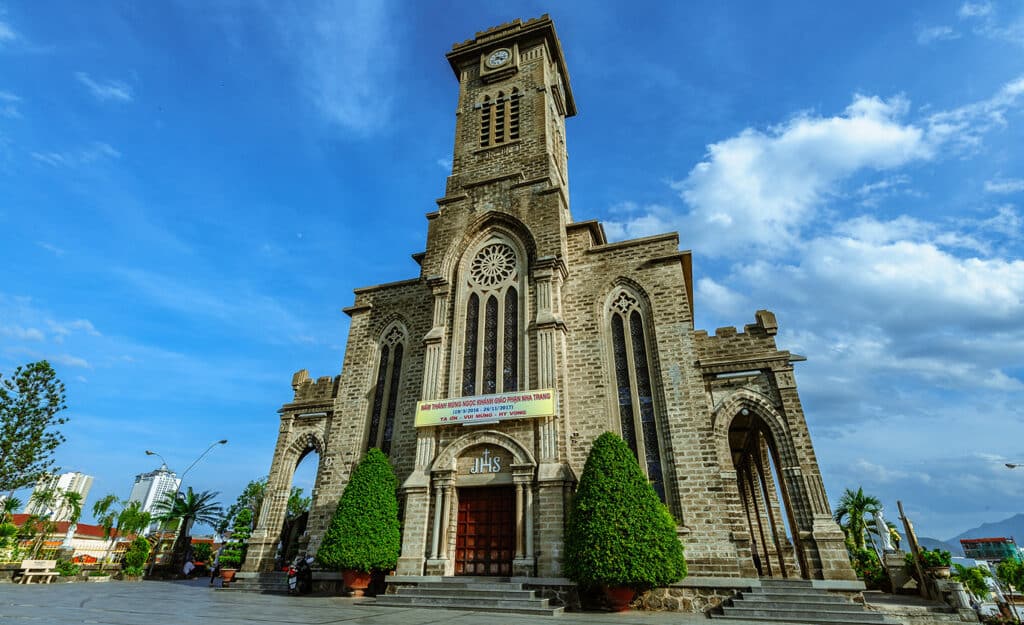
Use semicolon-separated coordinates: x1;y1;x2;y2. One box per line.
209;545;224;587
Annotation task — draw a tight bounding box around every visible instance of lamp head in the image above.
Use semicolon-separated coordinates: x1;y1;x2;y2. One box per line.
145;450;155;456
218;439;228;445
1007;463;1019;469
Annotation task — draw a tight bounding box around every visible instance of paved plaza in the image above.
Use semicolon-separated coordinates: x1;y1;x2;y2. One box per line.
0;578;797;625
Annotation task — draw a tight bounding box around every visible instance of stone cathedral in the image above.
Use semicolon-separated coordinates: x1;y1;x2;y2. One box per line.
245;16;855;584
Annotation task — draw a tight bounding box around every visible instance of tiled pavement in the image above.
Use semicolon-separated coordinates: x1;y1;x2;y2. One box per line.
0;577;803;625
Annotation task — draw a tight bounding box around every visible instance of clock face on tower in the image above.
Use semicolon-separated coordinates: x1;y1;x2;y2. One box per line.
485;48;511;68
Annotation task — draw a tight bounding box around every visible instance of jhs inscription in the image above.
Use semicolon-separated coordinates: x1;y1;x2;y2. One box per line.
470;448;502;474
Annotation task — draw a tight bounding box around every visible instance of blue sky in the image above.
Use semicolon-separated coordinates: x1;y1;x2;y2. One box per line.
1;1;1022;541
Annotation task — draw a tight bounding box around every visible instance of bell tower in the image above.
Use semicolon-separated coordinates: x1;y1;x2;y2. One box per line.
443;15;577;216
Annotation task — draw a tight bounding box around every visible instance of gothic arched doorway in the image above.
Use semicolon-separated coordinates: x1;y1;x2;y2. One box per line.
274;447;317;568
729;408;805;579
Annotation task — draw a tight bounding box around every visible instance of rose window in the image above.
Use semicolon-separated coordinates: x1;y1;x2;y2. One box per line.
470;243;516;287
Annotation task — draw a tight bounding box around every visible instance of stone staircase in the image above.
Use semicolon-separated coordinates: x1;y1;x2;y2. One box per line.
712;579;901;624
222;571;289;594
372;577;564;616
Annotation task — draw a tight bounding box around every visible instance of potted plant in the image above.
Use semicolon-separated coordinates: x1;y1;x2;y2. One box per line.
316;448;400;597
906;548;952;579
920;547;952;578
564;432;687;611
219;507;252;586
88;570;111;582
122;536;150;581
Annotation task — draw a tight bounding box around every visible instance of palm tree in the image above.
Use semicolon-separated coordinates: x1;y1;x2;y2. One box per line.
62;491;83;526
92;493;121;568
833;487;881;551
1;496;21;523
153;488;222;574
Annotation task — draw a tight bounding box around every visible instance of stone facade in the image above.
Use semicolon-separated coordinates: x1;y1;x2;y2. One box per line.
244;15;855;583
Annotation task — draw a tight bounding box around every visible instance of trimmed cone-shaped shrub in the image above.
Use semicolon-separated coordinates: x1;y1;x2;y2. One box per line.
220;507;252;569
565;431;686;590
316;448;400;573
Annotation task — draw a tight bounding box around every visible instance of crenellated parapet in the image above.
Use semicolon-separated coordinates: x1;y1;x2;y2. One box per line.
694;310;798;373
288;369;340;404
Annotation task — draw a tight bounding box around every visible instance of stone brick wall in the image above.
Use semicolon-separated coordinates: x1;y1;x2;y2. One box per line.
247;14;855;584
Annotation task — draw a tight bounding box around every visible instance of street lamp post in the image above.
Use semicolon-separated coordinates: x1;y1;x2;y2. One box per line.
145;439;228;576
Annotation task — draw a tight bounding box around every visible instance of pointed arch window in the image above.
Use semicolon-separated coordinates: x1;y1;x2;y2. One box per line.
368;325;405;454
608;290;666;501
460;241;521;396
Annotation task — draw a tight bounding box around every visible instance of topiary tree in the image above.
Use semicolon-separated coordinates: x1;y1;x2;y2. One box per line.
316;448;400;573
564;431;686;591
219;507;252;570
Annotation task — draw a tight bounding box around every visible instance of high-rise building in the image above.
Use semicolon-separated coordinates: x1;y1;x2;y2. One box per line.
127;464;180;530
24;471;94;521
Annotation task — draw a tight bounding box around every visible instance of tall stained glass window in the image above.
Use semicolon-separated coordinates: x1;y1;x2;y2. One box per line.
368;326;405;453
460;240;521;396
608;290;666;501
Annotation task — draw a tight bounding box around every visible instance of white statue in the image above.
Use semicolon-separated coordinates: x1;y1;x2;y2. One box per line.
874;508;894;552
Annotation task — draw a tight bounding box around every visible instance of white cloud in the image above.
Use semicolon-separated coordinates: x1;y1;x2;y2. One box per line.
917;25;960;45
436;157;452;171
31;142;121;167
37;242;65;256
0;325;44;341
985;178;1024;194
51;354;92;369
0;90;20;119
667;94;929;257
0;20;17;43
605;77;1024;258
75;72;133;102
695;277;747;317
47;319;101;342
958;2;993;18
272;0;396;133
925;75;1024;150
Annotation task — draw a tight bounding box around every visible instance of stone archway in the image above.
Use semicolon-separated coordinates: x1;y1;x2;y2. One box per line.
244;432;327;572
424;430;537;577
713;390;807;578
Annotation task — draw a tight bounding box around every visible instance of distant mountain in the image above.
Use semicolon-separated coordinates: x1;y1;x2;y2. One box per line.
918;536;962;556
948;513;1024;547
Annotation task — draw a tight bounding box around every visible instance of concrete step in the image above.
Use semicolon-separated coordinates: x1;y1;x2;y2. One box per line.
712;615;898;625
739;590;854;604
730;600;868;613
718;606;896;624
417;581;526;591
401;586;536;599
372;596;563;616
376;593;550;609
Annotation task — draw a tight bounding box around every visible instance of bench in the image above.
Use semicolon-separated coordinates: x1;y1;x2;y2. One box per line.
17;559;57;584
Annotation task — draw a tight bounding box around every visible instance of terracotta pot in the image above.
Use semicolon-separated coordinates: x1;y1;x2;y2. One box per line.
342;569;372;597
603;586;635;611
221;568;237;586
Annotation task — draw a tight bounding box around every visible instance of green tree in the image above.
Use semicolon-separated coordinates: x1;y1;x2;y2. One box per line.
153;487;222;574
952;563;992;599
219;507;252;569
316;448;400;573
997;560;1024;591
92;495;151;569
833;487;881;551
564;432;687;590
62;491;83;526
2;496;22;523
122;536;151;577
0;361;68;494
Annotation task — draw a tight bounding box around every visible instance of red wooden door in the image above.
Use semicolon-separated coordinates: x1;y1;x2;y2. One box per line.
455;486;515;576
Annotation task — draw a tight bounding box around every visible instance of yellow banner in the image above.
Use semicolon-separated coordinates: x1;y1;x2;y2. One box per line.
415;389;556;427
